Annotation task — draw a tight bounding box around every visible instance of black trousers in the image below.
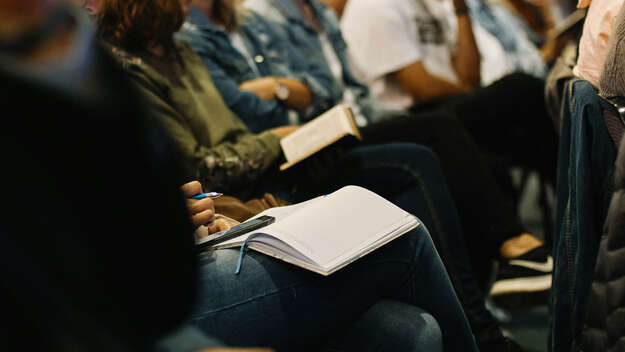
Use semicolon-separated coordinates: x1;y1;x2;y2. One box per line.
362;73;558;261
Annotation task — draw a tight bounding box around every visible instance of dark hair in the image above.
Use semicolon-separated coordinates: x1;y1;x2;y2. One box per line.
97;0;184;51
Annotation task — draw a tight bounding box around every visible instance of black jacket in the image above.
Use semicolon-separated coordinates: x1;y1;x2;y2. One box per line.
582;133;625;351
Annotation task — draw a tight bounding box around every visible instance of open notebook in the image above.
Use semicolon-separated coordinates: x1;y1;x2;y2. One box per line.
213;186;420;276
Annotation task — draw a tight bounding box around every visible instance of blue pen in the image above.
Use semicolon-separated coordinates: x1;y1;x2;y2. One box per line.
192;192;223;200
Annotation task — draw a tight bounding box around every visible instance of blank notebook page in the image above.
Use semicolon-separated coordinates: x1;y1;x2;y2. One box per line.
259;186;413;268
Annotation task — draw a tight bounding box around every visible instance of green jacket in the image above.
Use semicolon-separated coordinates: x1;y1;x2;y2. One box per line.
108;41;282;195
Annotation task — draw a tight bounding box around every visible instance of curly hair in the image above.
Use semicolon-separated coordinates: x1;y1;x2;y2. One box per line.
97;0;184;51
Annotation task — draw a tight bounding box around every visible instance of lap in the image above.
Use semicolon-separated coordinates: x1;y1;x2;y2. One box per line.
190;225;427;350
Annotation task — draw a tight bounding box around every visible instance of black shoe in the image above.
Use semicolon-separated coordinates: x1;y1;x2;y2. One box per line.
490;246;552;308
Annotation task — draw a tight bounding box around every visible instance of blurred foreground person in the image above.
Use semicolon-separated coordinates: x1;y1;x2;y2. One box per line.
0;0;214;350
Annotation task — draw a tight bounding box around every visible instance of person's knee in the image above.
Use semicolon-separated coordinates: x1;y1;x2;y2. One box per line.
389;143;441;170
357;300;443;352
415;311;443;352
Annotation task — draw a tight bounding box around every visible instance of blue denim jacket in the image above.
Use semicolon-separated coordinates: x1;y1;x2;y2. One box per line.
177;6;334;133
246;0;395;124
551;79;617;352
466;0;547;79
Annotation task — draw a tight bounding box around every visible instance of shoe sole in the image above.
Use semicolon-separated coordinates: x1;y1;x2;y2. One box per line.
490;274;552;296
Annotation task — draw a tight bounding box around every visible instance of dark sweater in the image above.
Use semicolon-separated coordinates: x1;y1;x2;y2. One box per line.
0;42;198;351
582;128;625;351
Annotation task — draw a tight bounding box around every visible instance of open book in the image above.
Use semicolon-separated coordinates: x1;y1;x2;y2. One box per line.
213;186;420;275
280;104;362;171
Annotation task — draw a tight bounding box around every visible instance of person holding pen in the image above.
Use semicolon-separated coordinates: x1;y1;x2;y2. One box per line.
97;0;483;350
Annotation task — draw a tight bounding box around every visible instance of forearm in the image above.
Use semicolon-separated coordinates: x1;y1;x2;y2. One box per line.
395;61;471;102
195;132;282;193
452;12;481;89
239;77;312;110
276;77;313;109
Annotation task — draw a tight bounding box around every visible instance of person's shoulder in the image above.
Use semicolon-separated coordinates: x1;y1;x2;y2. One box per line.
175;39;202;60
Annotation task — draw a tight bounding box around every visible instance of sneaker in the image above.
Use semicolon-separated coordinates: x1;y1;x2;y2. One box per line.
490;246;552;307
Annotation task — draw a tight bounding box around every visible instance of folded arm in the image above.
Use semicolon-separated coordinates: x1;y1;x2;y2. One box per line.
239;76;312;109
129;74;283;193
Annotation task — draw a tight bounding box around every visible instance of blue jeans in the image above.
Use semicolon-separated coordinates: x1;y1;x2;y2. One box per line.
550;80;617;352
190;224;473;352
192;143;478;351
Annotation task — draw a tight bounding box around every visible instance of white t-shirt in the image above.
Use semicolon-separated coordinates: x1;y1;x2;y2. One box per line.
341;0;509;109
341;0;458;109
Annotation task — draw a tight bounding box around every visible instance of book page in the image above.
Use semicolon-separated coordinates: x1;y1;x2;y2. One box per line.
254;186;416;269
280;105;355;163
216;196;324;247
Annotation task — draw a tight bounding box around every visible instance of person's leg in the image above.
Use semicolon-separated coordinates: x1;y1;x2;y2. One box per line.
360;112;524;257
324;142;509;347
437;72;559;184
328;300;443;352
190;224;477;352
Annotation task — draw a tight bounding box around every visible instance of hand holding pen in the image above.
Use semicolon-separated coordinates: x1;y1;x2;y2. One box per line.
180;181;222;228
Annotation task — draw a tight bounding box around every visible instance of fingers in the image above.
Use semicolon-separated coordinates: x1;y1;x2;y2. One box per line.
207;218;236;234
180;180;202;198
191;208;215;228
187;197;215;215
181;181;216;227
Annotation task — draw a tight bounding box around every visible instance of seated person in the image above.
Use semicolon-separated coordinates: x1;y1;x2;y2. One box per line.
0;0;217;350
465;0;571;80
549;1;625;350
581;8;625;349
338;0;558;178
97;0;480;350
221;0;547;349
179;0;337;131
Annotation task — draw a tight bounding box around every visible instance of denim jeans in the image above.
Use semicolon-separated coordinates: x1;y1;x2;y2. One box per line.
190;224;473;352
191;143;478;351
550;79;617;352
296;142;494;345
328;142;503;343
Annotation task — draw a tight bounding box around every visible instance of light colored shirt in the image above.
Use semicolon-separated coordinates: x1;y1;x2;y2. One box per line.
573;0;625;87
318;33;368;126
341;0;511;109
342;0;460;109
